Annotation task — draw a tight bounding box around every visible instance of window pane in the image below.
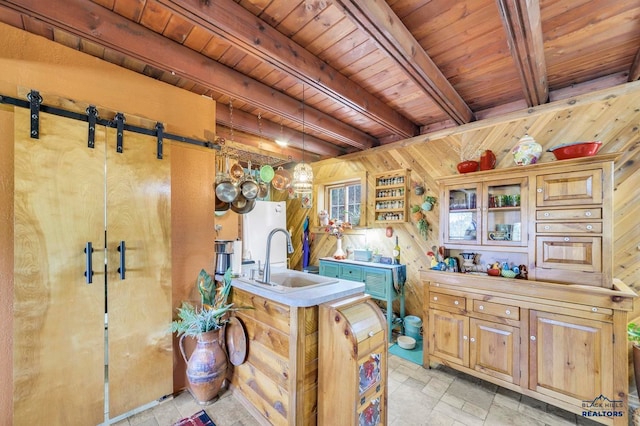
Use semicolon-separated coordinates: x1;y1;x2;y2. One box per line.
329;187;344;219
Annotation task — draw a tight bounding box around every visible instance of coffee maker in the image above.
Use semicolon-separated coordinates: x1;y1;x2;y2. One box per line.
214;240;234;275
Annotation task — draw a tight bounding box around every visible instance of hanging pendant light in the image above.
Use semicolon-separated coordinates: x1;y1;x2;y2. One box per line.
292;84;313;194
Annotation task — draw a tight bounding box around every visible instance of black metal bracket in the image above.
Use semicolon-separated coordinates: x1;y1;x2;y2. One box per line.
114;112;125;153
86;105;98;149
27;90;42;139
156;122;164;160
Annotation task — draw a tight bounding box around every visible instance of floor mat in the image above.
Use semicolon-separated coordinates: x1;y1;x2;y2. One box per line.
389;339;423;365
173;410;216;426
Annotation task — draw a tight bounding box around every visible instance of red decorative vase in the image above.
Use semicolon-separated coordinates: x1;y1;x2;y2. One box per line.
457;160;479;174
480;150;496;170
180;329;228;405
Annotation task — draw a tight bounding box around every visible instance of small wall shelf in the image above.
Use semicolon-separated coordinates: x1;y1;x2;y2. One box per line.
374;169;409;223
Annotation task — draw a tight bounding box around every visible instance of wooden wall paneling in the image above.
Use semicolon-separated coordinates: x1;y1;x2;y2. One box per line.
171;144;217;391
0;99;14;421
105;126;173;417
13;109;106;425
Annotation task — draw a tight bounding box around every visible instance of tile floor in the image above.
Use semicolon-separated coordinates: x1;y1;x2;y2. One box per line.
111;353;634;426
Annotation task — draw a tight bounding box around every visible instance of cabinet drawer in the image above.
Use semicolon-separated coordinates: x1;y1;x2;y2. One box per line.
430;291;466;310
536;208;601;220
473;300;520;320
340;264;364;282
536;169;603;206
536;236;602;272
536;222;602;233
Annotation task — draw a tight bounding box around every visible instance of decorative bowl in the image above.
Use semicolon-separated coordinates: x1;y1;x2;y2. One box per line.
547;141;602;160
501;269;517;278
457;160;479;174
487;268;501;276
397;335;416;350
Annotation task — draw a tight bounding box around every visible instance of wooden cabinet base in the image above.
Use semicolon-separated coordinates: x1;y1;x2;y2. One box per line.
422;270;635;426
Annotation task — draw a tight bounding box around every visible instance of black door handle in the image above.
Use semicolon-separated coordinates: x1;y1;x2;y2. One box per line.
117;240;126;280
84;242;94;284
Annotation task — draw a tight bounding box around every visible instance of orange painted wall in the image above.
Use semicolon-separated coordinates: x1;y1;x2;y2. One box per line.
0;22;216;421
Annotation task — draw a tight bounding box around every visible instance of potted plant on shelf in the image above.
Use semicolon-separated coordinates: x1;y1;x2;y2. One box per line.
173;268;236;405
422;195;437;211
628;322;640;397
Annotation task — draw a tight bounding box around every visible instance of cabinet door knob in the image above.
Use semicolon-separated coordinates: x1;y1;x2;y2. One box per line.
530;336;536;341
544;212;550;217
433;296;438;301
586;225;593;230
454;300;459;305
368;331;375;337
470;337;475;343
537;188;543;193
544;225;550;230
463;335;468;340
591;307;598;312
585;211;592;217
478;305;484;310
564;237;570;242
505;310;511;315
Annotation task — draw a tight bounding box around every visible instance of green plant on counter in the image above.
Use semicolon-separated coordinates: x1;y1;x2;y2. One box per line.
172;268;238;338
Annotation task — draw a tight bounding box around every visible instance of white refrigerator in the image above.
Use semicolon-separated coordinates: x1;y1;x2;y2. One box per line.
241;200;288;268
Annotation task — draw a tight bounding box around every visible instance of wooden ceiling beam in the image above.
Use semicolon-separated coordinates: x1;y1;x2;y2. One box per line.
496;0;549;106
0;0;376;152
215;103;347;158
629;48;640;81
335;0;474;125
156;0;418;139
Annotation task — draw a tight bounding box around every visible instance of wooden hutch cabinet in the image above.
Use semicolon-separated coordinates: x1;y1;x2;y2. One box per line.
423;155;635;426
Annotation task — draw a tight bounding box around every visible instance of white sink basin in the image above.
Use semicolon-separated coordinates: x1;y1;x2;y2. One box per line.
236;270;338;292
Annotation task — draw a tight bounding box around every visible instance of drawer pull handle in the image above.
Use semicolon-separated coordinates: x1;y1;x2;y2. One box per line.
537;188;542;193
505;310;511;315
478;305;484;310
544;225;550;230
544;212;550;217
454;300;459;305
585;211;592;217
530;336;536;341
586;225;593;230
470;337;475;343
463;335;468;340
433;296;438;301
591;307;598;312
564;237;570;242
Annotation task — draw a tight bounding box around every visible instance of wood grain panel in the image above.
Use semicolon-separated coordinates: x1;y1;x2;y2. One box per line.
105;126;173;417
0;104;13;420
13;109;106;425
231;288;291;334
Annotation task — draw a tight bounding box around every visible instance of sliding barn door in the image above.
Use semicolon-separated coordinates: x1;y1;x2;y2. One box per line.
105;126;172;417
13;109;106;425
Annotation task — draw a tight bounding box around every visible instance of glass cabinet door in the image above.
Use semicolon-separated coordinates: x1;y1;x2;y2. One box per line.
483;177;527;246
444;184;480;244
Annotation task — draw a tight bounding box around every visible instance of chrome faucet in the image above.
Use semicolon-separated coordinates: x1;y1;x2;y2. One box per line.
259;228;294;285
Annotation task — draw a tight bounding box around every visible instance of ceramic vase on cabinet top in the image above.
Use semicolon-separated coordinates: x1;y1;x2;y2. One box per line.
333;238;346;259
511;134;542;166
179;329;228;405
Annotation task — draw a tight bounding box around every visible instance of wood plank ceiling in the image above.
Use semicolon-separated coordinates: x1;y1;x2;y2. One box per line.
0;0;638;163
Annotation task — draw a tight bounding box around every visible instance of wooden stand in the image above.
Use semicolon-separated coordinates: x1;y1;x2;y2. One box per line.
318;294;388;425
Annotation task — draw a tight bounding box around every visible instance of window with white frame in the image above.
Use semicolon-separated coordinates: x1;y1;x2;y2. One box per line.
327;181;361;225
